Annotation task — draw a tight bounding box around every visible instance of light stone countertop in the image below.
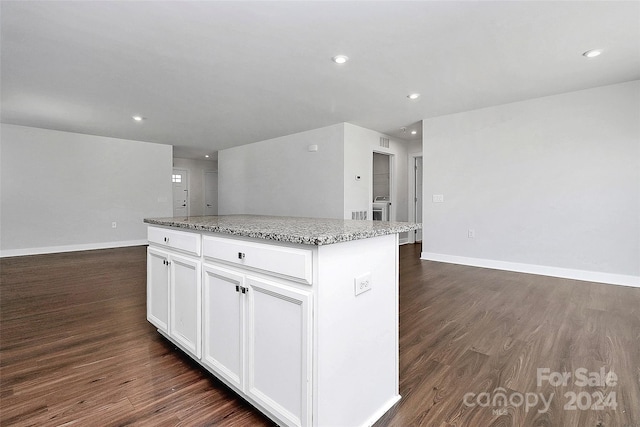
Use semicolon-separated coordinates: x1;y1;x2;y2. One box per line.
144;215;421;246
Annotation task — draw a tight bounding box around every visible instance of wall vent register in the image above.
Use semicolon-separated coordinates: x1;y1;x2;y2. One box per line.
351;211;368;220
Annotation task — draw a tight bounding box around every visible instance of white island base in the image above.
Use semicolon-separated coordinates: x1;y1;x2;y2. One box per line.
146;219;406;427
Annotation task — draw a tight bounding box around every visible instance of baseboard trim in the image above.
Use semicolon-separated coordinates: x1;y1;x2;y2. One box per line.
0;240;148;258
421;252;640;288
361;394;401;427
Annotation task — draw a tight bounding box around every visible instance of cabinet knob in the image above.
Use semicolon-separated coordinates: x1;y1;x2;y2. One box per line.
238;252;245;260
164;237;169;243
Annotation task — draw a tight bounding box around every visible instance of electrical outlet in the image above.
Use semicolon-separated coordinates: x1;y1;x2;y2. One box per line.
354;273;372;296
112;222;117;229
468;228;475;238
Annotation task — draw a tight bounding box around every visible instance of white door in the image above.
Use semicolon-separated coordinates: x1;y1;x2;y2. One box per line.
246;276;312;427
147;247;169;333
169;253;201;358
204;171;218;216
202;264;245;390
415;156;423;242
172;168;189;217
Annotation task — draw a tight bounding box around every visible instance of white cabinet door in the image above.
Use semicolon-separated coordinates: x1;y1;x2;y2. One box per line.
246;276;312;427
147;247;169;333
202;264;245;390
169;253;202;358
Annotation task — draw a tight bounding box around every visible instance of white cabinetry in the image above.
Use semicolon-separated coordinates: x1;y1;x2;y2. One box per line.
203;235;312;284
147;228;202;359
246;276;311;427
202;265;244;389
168;253;201;358
202;240;312;427
147;247;170;333
146;224;400;427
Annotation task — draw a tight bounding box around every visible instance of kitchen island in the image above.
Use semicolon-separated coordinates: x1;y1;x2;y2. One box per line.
144;215;421;427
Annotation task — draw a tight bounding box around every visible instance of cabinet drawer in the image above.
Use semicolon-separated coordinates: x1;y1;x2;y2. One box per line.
203;236;312;284
148;226;201;256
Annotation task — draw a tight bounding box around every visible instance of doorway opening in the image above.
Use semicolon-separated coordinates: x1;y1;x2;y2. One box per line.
204;171;218;216
372;152;393;221
408;154;423;243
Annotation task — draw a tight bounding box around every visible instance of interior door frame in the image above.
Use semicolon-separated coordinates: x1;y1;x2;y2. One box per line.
407;152;423;244
371;150;395;222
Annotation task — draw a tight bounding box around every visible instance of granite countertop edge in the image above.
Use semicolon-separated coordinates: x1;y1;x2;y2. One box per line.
144;216;421;246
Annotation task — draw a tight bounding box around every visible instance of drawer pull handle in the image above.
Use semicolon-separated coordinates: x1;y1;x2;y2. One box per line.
238;252;245;260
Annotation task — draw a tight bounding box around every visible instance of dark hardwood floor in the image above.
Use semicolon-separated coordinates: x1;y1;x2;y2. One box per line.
1;244;638;426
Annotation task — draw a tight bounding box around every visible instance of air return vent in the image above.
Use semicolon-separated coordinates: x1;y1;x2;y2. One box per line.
379;137;390;148
351;211;367;220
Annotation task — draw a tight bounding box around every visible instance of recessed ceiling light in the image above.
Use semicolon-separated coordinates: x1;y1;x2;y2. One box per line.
332;55;349;64
582;49;603;58
407;93;420;100
132;115;144;121
411;130;417;135
205;155;210;158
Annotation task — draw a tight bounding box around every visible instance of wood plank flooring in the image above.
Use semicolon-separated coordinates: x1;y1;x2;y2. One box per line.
1;244;639;426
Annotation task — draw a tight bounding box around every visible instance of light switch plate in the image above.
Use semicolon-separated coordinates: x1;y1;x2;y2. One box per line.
432;194;444;203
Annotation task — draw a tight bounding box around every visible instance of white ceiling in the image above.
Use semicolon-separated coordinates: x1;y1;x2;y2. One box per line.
2;1;639;159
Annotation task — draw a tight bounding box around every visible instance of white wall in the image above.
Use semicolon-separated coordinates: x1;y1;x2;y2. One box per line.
421;81;640;286
218;124;345;219
218;122;412;225
0;124;173;256
173;157;218;216
407;139;422;157
344;124;409;223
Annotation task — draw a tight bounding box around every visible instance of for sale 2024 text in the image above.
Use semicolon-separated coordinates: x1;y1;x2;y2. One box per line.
538;367;618;411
